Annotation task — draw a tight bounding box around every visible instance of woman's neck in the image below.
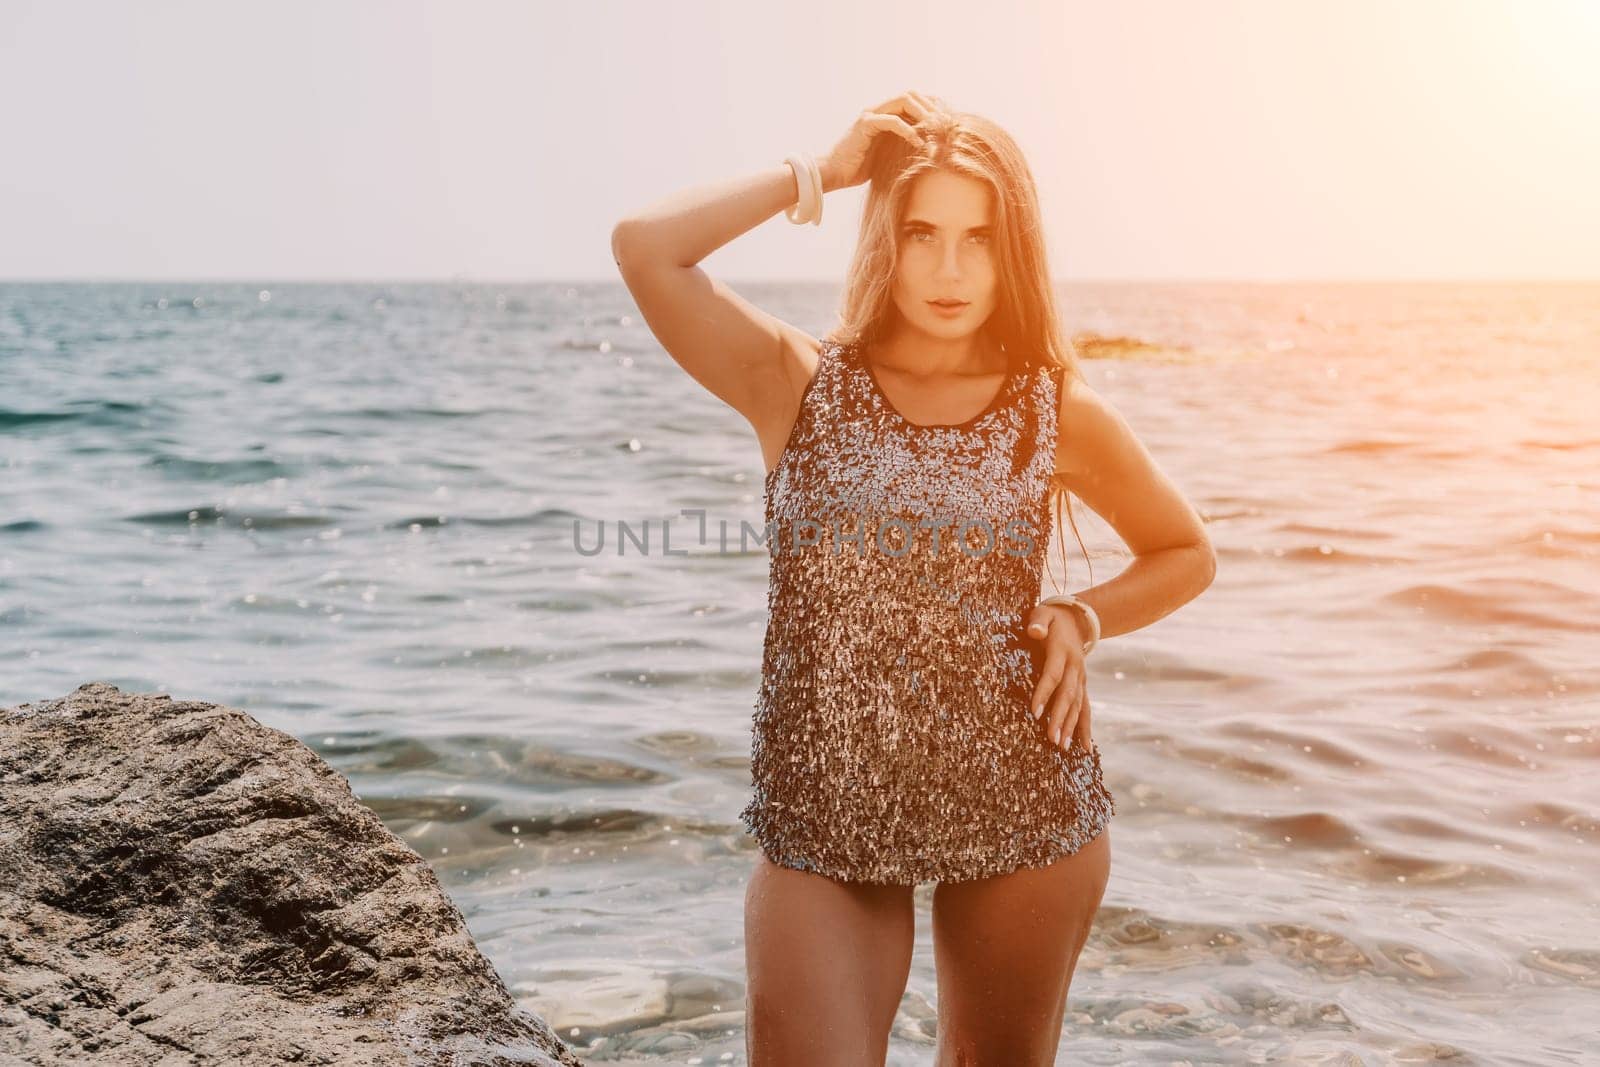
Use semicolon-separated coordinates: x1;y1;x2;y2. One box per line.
870;330;1005;378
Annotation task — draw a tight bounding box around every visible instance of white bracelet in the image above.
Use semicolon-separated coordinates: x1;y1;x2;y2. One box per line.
1039;593;1100;656
785;153;819;225
800;153;822;224
782;152;822;226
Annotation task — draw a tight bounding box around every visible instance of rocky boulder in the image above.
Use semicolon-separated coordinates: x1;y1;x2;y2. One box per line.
0;682;586;1066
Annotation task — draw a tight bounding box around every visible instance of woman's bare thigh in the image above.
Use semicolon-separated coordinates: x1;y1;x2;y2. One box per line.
744;854;917;1067
930;827;1112;1067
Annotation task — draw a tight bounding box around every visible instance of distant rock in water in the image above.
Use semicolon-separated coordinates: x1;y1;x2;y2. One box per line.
1072;330;1194;362
0;682;586;1067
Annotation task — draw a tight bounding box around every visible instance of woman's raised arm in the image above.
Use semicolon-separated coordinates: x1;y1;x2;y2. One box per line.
608;93;930;449
609;165;829;433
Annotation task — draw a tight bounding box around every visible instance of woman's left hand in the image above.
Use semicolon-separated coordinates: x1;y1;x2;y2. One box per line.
1024;604;1093;753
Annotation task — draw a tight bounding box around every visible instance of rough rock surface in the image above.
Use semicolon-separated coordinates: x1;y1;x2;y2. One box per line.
0;682;587;1066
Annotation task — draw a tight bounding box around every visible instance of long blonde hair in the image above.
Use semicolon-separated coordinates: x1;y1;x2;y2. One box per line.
823;107;1094;593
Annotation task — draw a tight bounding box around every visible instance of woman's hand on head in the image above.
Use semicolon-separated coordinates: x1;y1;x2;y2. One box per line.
1025;603;1094;754
818;90;951;192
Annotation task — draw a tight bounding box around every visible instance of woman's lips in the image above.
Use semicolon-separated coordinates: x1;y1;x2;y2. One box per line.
928;300;969;315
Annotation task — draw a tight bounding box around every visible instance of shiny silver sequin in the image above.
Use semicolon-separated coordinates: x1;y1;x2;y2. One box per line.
740;338;1116;885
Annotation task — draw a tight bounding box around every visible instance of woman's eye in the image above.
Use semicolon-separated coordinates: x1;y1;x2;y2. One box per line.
906;231;988;245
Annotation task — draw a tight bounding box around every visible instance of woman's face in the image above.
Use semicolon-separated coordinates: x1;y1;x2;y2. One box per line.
889;170;999;345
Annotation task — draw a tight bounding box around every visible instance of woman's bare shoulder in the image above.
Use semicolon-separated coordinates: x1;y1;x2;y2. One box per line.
1052;372;1138;487
1052;371;1211;558
753;325;826;474
777;324;824;387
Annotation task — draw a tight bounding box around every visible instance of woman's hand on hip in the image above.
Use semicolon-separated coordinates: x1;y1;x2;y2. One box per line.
1025;603;1094;754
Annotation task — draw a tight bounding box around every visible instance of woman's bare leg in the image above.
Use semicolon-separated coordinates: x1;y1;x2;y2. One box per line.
930;827;1111;1066
744;854;917;1066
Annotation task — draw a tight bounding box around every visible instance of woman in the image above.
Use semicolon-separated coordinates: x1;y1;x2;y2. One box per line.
611;91;1216;1066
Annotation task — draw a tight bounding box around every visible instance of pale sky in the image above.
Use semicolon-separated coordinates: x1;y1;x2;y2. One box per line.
2;0;1596;283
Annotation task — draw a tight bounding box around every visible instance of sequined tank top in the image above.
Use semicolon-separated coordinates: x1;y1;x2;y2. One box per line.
739;338;1116;885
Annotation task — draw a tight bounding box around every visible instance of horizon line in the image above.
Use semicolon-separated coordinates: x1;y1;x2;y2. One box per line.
2;276;1597;286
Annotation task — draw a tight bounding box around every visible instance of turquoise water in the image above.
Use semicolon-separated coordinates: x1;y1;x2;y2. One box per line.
3;280;1597;1063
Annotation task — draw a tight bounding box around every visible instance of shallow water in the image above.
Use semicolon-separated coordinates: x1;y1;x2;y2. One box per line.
3;280;1597;1064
